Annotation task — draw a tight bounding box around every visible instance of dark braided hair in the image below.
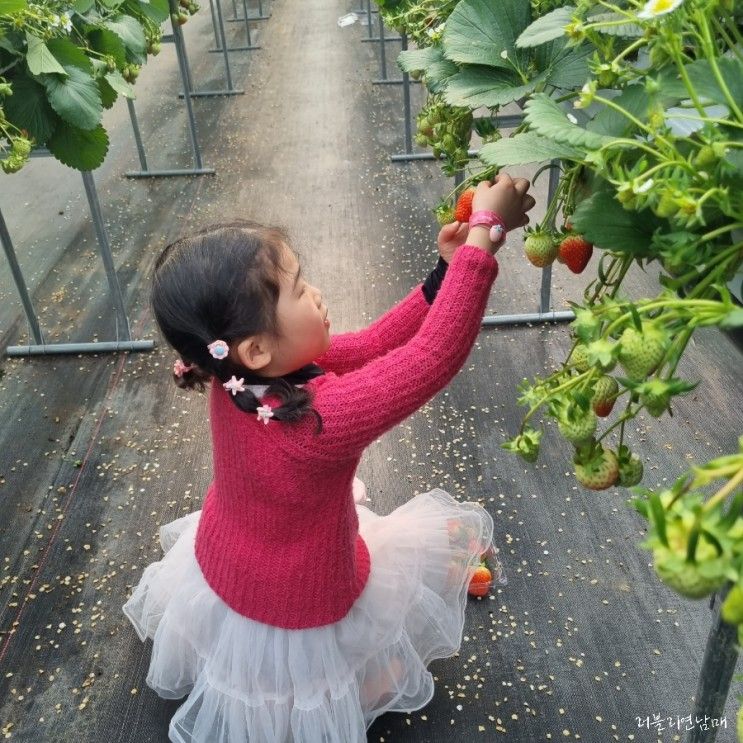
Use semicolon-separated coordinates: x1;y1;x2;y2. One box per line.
151;219;324;433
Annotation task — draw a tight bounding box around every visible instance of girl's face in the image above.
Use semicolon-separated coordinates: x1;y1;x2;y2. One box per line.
235;243;331;377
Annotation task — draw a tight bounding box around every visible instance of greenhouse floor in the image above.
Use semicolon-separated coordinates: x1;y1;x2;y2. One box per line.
1;0;743;741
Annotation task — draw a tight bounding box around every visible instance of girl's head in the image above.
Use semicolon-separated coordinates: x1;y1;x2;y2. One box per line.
151;219;330;430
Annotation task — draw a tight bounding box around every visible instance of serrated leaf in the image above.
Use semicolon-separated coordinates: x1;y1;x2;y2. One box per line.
0;0;26;12
516;6;575;48
543;44;591;91
72;0;94;11
47;37;92;73
104;69;134;99
2;73;57;144
26;33;67;76
88;29;128;68
424;59;459;93
587;84;651;137
138;0;168;22
571;188;662;255
397;46;442;72
524;93;614;150
97;77;117;108
104;14;146;54
442;0;531;70
44;65;102;130
47;122;109;170
444;65;538;108
479;131;583;166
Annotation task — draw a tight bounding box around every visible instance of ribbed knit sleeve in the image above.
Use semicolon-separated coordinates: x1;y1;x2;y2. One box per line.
313;283;430;375
296;244;498;460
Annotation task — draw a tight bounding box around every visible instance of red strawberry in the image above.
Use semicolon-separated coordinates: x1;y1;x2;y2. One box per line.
591;375;619;417
558;234;593;274
454;188;476;223
468;563;492;597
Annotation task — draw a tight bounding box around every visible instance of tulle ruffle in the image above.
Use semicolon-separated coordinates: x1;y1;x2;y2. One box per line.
123;488;505;743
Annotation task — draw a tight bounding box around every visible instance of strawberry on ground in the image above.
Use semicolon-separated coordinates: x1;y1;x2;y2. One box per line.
558;234;594;274
454;188;476;223
591;375;619;417
468;562;492;597
523;229;558;267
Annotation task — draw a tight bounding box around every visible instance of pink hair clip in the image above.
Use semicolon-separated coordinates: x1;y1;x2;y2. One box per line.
223;376;247;396
256;404;274;425
173;359;194;377
208;339;230;359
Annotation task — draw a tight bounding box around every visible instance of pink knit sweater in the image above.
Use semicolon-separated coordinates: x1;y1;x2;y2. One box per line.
194;244;499;629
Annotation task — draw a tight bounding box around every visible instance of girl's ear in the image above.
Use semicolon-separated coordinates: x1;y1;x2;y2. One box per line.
235;336;272;371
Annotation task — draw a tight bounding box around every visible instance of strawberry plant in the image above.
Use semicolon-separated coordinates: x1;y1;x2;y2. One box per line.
0;0;199;173
395;1;743;705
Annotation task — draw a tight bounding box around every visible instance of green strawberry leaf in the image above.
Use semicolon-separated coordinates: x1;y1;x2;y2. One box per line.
570;188;663;255
2;73;58;144
47;37;92;73
444;66;539;108
137;0;170;22
43;65;103;131
524;93;615;150
26;33;67;75
88;29;128;68
47;122;109;170
104;14;146;55
516;6;575;48
442;0;531;70
480;131;584;167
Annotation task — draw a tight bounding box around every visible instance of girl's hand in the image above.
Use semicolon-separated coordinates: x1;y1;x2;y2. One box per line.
437;221;469;263
471;173;535;231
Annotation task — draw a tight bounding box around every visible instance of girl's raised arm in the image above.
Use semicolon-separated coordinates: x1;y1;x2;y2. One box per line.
292;243;499;461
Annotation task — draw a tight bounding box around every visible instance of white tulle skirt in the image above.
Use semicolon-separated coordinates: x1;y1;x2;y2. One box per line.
122;485;506;743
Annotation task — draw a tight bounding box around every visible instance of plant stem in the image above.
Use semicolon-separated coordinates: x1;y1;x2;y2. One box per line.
703;466;743;513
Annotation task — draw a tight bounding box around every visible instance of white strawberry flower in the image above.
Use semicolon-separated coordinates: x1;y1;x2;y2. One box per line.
637;0;685;19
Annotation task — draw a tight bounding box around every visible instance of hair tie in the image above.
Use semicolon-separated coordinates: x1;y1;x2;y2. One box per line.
173;359;194;377
208;339;229;359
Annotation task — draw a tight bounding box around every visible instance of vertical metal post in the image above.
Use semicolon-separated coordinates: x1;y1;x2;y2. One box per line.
539;162;561;314
80;171;132;342
377;12;387;80
209;0;221;48
213;0;235;90
686;583;738;743
365;0;373;39
126;98;149;171
401;32;412;154
257;0;264;16
169;5;204;169
0;207;44;345
242;0;253;46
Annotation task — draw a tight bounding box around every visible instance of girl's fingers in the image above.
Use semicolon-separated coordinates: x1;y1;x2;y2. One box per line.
522;195;536;211
513;178;530;195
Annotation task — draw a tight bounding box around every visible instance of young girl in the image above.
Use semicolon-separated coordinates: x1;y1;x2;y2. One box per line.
123;174;535;742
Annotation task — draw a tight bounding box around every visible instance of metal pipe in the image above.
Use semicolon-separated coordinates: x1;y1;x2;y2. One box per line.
7;340;154;356
0;207;44;345
81;171;132;342
481;311;575;327
170;3;206;166
377;13;387;80
126;98;148;171
401;33;412;154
